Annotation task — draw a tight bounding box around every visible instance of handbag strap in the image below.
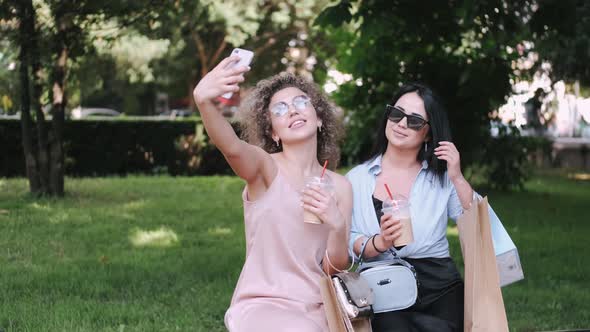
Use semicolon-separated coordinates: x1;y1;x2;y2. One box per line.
357;235;419;284
358;234;400;265
359;256;415;272
357;235;374;266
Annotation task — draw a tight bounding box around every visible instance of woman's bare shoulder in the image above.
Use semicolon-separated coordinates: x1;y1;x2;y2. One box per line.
327;170;352;195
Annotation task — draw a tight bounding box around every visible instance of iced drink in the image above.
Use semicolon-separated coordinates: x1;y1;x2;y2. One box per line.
303;175;334;224
382;194;414;249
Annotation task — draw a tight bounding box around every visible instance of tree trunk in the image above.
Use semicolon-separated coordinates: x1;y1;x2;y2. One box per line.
17;0;41;194
49;11;69;197
29;0;50;194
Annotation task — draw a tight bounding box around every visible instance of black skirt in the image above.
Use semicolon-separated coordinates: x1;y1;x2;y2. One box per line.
371;196;464;332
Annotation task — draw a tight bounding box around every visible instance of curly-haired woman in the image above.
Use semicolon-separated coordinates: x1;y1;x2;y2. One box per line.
193;56;352;332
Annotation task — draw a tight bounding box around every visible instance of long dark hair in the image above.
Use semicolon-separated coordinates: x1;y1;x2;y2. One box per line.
369;82;452;186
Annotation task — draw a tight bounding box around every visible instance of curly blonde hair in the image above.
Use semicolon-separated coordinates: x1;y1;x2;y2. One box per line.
238;73;344;170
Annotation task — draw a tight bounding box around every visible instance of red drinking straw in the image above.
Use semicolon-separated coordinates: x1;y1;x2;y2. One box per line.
384;183;394;200
320;160;328;178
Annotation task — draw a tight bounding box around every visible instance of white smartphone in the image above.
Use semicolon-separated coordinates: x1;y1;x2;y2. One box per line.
221;48;254;99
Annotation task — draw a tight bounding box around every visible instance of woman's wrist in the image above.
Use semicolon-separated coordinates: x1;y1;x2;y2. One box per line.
450;172;466;184
195;98;214;110
326;210;346;232
450;173;475;209
328;223;347;237
372;235;388;253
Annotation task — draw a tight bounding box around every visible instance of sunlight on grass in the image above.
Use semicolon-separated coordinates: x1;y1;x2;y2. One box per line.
129;226;179;248
119;212;136;220
49;211;70;224
29;202;52;212
122;199;147;211
207;226;233;236
0;178;5;189
447;225;459;237
568;172;590;181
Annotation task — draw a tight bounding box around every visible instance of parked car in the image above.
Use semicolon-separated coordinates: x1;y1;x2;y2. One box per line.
71;107;122;119
158;108;194;119
0;110;20;119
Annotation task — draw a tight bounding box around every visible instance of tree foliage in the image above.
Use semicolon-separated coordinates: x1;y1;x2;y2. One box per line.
136;0;327;108
2;0;328;195
3;0;161;196
529;0;590;85
45;0;328;114
314;0;537;189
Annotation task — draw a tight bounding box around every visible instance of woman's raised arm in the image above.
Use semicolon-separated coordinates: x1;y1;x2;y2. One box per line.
193;56;275;185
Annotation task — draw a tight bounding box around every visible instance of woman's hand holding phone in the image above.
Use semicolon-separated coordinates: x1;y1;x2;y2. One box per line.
221;49;254;99
193;53;251;106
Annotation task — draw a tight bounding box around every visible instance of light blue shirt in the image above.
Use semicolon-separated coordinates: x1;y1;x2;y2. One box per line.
346;154;505;260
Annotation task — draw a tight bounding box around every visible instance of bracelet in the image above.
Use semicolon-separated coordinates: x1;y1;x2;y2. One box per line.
325;249;355;273
359;237;370;259
372;235;388;254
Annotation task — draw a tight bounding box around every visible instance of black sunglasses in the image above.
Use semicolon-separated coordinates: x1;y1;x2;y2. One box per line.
386;105;430;130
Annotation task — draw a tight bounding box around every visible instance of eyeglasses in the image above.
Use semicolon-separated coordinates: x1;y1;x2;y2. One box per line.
386;104;429;130
270;95;311;117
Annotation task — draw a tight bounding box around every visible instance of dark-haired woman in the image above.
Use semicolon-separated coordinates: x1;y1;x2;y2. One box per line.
346;83;503;332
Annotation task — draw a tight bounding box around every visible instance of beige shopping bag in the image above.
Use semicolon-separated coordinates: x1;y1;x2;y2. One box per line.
320;275;372;332
457;197;509;332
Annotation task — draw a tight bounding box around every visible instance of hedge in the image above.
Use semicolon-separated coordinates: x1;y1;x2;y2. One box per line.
0;119;233;177
1;119;552;190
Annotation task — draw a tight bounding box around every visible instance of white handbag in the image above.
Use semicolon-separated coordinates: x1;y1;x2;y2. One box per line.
357;236;419;313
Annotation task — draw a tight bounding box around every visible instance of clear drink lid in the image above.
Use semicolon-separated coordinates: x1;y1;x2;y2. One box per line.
304;175;334;190
382;193;410;210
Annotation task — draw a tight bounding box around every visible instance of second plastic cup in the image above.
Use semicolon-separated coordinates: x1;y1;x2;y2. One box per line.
303;176;334;224
382;194;414;248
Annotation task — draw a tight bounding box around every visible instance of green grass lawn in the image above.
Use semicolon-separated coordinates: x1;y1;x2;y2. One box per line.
1;171;589;331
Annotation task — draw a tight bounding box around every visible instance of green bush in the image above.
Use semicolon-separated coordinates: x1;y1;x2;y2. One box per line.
470;122;552;190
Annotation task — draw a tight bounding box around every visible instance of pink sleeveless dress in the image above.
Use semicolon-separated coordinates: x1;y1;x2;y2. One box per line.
224;169;330;332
